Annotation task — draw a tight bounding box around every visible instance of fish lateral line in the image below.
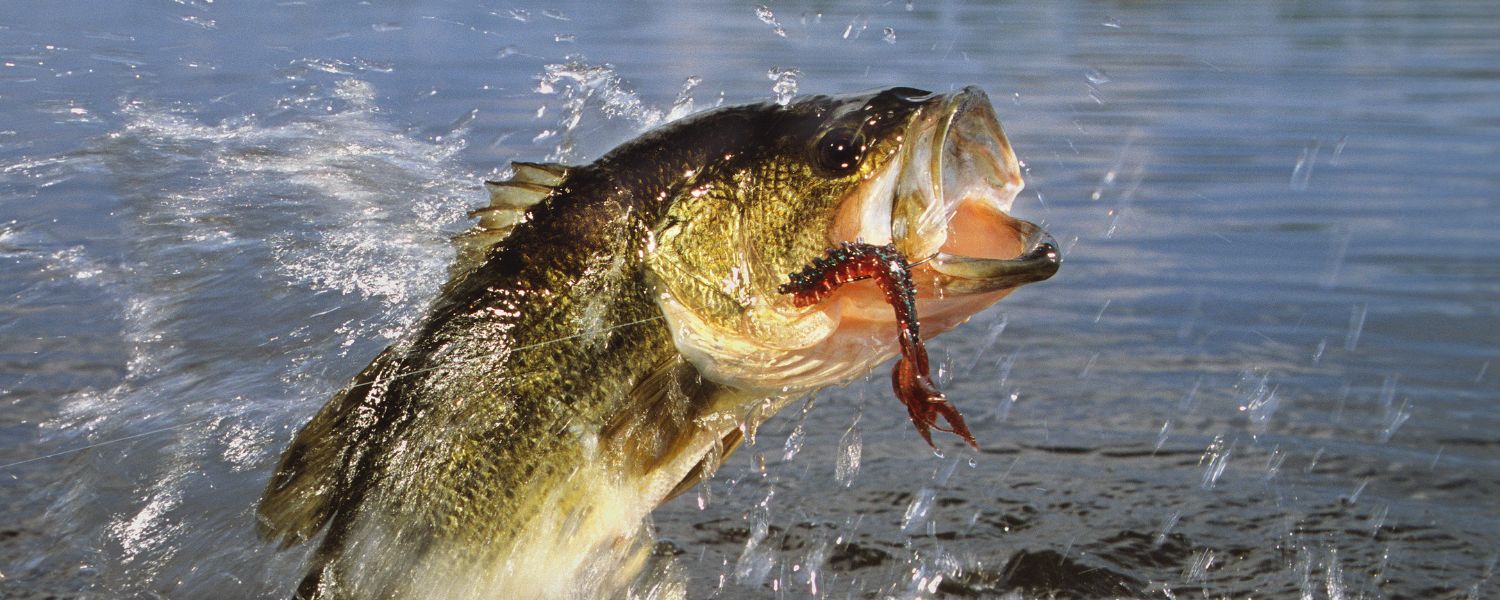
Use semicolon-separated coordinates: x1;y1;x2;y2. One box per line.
338;314;668;393
778;241;979;450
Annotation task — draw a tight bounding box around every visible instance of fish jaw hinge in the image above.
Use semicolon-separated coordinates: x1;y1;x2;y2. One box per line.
778;242;979;450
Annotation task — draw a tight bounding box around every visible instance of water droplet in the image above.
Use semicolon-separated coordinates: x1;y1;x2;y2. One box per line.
755;5;787;37
841;16;868;40
1264;445;1287;481
767;67;800;106
733;514;775;585
1306;447;1325;473
666;75;702;122
1183;548;1215;581
1078;352;1098;379
1102;15;1121;28
1380;398;1411;443
1342;478;1371;505
1325;548;1346;599
834;421;861;487
1093;299;1111;323
964;315;1006;373
1199;435;1230;489
901;487;936;532
1367;504;1389;535
1154;511;1180;547
1237;371;1279;434
1291;141;1321;190
1344;303;1367;351
1085;67;1111;85
882;27;896;44
994;391;1018;422
782;423;805;461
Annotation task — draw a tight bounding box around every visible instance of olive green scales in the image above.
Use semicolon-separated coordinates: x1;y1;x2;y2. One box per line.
259;87;1058;599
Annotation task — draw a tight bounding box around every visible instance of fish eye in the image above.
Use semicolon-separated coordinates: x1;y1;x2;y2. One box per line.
813;128;866;176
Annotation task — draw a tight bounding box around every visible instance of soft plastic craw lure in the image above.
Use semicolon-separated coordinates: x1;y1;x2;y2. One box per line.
779;241;980;449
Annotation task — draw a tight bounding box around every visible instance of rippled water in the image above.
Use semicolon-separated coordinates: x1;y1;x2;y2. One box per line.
3;1;1497;598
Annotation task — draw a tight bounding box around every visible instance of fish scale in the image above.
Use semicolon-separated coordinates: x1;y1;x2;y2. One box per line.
259;86;1055;598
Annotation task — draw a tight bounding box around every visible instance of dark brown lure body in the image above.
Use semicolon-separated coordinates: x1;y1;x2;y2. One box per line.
779;241;979;449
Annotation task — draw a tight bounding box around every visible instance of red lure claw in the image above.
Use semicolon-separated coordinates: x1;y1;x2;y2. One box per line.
778;242;980;450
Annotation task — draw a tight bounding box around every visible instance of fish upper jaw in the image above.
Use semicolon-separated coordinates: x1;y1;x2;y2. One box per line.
837;86;1058;304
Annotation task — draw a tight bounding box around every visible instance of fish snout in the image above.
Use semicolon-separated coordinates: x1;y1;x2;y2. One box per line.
897;87;1060;296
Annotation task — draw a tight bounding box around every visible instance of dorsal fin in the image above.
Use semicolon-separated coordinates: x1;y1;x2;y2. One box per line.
449;161;572;284
480;181;555;210
508;161;568;186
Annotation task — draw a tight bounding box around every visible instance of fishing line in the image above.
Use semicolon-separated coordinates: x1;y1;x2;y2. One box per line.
0;314;666;472
342;314;667;391
0;420;210;471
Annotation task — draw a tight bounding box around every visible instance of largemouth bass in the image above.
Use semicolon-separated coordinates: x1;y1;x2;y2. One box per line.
259;86;1059;599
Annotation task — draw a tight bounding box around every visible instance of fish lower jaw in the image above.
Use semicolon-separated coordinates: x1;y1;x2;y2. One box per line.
938;198;1026;261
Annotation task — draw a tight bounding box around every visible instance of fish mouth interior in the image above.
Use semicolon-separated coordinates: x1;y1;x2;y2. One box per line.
893;87;1060;295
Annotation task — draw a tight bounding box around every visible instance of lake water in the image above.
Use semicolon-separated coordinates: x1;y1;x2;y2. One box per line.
2;0;1497;598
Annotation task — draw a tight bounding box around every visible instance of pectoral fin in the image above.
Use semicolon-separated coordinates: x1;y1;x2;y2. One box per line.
659;427;743;505
599;354;750;506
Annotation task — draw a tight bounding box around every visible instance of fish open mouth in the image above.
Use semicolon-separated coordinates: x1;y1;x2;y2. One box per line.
843;86;1060;299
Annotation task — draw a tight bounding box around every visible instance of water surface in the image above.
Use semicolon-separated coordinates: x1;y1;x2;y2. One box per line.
2;0;1497;597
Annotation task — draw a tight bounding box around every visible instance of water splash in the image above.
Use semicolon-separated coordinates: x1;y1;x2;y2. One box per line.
767;67;800;106
1199;435;1231;489
534;59;666;161
1183;548;1215;582
754;5;787;37
964;314;1007;374
901;487;936;533
665;75;702;122
1264;445;1287;481
1344;303;1367;351
12;75;473;596
834;417;861;487
733;510;775;586
1291;141;1321;191
1154;511;1180;547
1379;398;1411;443
841;16;868;40
1236;370;1280;434
994;391;1018;422
1325;548;1346;600
1320;226;1352;289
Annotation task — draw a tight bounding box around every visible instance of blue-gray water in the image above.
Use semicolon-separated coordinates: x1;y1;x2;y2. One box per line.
2;1;1497;597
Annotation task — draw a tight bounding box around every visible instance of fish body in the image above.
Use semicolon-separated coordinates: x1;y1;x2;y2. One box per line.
259;86;1058;599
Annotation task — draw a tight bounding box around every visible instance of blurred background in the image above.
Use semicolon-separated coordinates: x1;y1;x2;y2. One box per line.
2;0;1496;597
